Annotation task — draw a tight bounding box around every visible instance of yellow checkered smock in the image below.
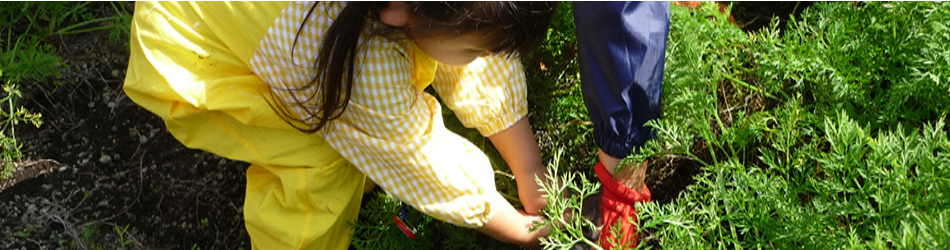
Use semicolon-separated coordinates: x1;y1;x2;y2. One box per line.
124;2;528;249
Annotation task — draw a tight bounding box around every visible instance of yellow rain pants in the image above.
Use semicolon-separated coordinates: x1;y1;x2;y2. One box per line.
123;2;371;249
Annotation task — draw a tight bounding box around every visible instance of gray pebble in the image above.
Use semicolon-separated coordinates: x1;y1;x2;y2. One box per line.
99;155;112;164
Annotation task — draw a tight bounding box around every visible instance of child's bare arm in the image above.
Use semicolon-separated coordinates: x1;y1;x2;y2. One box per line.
489;118;547;214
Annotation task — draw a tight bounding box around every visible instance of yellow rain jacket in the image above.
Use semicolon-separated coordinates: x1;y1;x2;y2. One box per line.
125;2;529;249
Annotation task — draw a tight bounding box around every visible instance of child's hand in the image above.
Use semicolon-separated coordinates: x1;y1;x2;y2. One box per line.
478;192;550;249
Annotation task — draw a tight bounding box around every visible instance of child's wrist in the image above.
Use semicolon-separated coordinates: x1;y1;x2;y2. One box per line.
514;167;547;214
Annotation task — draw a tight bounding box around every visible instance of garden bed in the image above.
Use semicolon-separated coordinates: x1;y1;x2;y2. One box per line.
2;2;948;250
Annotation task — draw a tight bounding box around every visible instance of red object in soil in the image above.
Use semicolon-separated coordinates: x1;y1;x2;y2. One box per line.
672;1;738;25
393;216;416;240
673;1;701;8
595;162;651;249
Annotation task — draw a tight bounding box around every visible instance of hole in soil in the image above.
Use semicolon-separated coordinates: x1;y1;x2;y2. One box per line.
728;1;816;34
644;137;715;205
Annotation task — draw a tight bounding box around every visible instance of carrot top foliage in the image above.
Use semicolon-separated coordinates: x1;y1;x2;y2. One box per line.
626;2;949;249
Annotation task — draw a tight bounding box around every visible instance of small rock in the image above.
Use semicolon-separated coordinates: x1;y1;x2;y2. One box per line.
42;184;53;190
139;135;148;144
99;155;112;164
111;69;120;77
218;159;227;166
107;102;116;108
79;158;90;166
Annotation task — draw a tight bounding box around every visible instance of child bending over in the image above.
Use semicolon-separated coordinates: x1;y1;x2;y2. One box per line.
124;1;557;249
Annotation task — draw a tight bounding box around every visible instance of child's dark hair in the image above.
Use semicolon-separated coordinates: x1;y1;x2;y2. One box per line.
273;2;559;133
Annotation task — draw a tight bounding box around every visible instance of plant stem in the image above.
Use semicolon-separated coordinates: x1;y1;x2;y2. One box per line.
55;16;120;35
721;73;778;100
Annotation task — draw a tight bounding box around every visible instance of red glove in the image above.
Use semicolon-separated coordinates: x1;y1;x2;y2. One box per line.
595;161;651;249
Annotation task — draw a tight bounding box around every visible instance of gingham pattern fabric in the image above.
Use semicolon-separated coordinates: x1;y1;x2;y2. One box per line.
248;2;528;228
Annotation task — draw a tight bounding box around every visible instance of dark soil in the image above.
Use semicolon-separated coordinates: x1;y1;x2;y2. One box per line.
729;1;815;33
1;3;250;249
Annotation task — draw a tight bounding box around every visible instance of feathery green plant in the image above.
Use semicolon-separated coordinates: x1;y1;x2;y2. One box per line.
623;2;950;249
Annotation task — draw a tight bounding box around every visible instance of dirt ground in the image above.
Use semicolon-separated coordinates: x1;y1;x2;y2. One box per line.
0;16;253;248
0;2;809;249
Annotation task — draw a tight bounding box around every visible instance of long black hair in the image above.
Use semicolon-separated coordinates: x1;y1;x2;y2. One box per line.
272;2;559;133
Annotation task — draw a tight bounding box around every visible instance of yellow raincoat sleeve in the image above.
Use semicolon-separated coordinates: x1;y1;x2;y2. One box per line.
250;2;503;228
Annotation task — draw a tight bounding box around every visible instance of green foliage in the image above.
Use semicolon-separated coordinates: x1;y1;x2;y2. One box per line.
107;2;132;50
352;190;522;250
755;1;950;132
638;110;949;249
350;191;437;250
619;1;950;249
0;3;55;179
14;2;127;41
536;149;603;250
114;224;133;248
